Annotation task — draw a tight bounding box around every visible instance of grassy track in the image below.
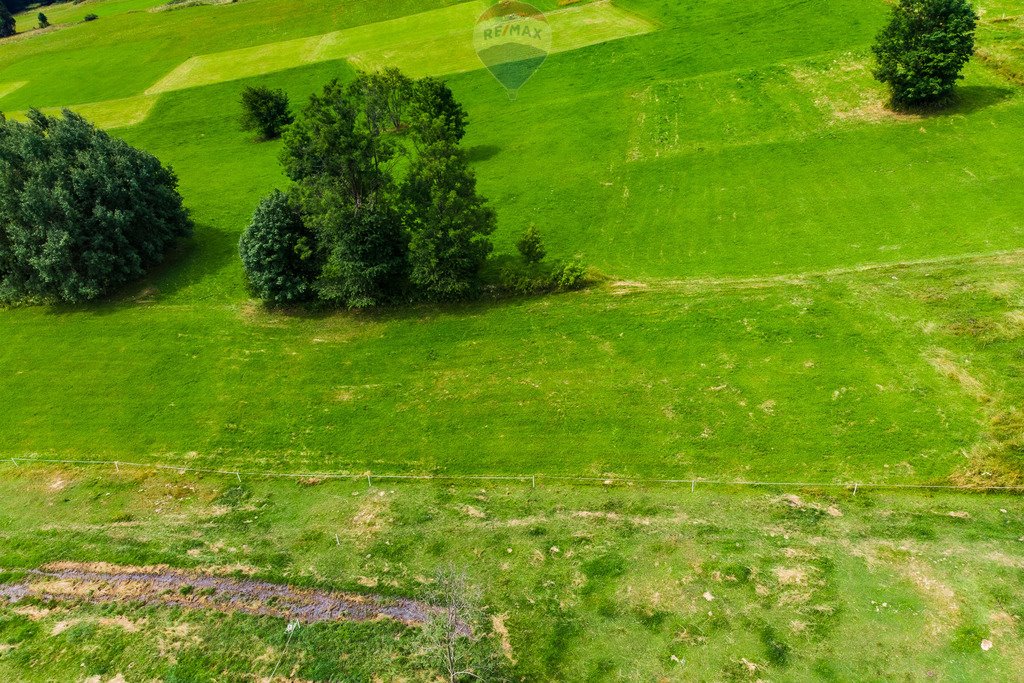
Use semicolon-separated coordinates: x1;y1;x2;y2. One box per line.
0;82;26;98
1;466;1022;681
142;2;493;95
7;252;1024;486
5;93;159;129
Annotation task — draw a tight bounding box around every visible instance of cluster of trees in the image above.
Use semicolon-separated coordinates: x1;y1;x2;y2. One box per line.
1;0;72;36
0;110;192;303
242;69;583;308
873;0;978;107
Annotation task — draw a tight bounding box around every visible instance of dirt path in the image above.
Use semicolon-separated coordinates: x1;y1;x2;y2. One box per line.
0;563;460;631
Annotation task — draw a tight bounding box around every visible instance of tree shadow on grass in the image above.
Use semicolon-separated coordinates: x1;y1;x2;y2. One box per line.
41;223;239;317
465;144;501;163
904;85;1017;118
143;224;243;299
264;293;590;330
254;254;599;328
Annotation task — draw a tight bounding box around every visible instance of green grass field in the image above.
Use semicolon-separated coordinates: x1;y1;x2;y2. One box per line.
2;0;1024;678
0;0;1022;483
1;466;1023;681
8;252;1024;486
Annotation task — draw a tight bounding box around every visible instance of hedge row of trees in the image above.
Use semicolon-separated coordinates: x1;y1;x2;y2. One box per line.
240;69;585;308
1;3;14;37
0;111;191;303
1;0;69;12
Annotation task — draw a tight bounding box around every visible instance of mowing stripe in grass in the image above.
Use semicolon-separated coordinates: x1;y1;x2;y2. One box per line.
4;94;160;129
145;1;656;94
9;457;1024;493
348;1;657;77
21;1;656;129
0;81;28;99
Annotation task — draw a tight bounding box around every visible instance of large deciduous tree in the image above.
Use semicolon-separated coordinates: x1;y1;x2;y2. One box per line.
0;110;192;304
351;67;414;134
872;0;978;107
282;79;407;308
314;200;408;308
409;77;468;146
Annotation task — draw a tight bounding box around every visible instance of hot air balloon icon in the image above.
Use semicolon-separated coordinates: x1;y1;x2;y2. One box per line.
473;1;552;101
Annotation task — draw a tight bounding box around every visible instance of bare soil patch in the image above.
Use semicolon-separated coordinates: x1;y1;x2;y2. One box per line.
492;613;516;663
1;563;451;630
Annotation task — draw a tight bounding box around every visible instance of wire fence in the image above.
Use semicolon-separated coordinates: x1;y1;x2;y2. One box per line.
4;456;1024;495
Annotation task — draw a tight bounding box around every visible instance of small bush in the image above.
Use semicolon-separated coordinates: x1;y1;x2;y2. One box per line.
497;265;546;296
239;85;293;141
83;13;98;21
516;226;546;265
553;259;588;290
37;12;48;28
497;258;591;296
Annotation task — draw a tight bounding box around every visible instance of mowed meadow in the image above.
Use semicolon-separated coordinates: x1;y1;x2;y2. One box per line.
3;1;1024;680
1;0;1024;486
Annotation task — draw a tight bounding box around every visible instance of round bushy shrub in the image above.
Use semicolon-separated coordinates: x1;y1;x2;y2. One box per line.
872;0;978;107
0;110;192;304
239;190;318;304
516;226;546;266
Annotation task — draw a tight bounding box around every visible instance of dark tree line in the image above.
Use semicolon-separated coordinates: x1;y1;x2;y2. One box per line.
1;0;68;12
0;2;14;37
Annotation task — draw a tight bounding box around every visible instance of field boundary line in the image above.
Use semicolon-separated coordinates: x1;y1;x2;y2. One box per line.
61;248;1024;313
640;248;1024;293
4;456;1023;495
